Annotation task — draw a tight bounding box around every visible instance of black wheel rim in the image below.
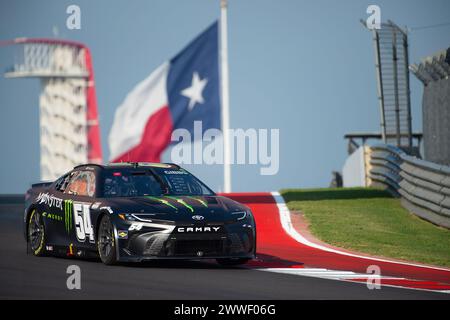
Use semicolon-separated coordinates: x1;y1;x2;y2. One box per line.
98;217;114;258
28;210;43;252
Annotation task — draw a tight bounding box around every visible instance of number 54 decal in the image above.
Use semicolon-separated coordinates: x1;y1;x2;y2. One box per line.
73;203;95;243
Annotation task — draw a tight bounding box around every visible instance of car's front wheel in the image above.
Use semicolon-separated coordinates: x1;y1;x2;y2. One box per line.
28;209;46;256
97;215;117;265
216;258;250;266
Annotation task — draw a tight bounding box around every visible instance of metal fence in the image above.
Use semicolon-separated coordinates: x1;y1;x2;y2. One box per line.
362;20;413;148
367;144;450;228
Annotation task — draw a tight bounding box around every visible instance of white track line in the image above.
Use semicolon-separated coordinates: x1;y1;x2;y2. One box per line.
270;191;450;272
256;267;450;294
261;268;403;280
254;266;446;293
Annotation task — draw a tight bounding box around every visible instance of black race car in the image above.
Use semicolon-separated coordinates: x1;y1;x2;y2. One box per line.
24;163;256;265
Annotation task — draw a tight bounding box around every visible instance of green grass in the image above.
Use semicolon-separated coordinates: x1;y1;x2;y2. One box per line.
281;187;450;268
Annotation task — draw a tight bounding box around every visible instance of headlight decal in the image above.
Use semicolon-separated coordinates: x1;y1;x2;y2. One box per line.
232;211;247;220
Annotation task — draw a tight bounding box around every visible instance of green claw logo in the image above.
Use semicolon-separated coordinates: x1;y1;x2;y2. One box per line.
64;199;73;234
145;196;178;211
166;196;194;213
187;196;208;208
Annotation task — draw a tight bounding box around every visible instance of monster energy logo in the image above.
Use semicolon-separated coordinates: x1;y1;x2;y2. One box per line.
145;196;207;213
165;196;194;213
187;196;208;208
145;196;178;211
64;200;73;234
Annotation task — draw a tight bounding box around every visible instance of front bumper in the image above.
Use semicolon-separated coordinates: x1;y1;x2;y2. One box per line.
114;220;256;262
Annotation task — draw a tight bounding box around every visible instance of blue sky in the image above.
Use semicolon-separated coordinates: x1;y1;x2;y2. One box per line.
0;0;449;193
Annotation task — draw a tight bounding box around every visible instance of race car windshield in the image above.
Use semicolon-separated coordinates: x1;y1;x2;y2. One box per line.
152;167;215;196
102;168;214;197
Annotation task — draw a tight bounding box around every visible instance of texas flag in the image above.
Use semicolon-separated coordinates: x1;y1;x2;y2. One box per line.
108;22;220;162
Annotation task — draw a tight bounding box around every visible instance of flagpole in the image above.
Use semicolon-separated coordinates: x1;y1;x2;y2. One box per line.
220;0;232;192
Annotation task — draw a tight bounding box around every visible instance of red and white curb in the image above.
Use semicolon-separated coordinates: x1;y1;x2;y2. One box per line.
249;192;450;294
271;191;450;271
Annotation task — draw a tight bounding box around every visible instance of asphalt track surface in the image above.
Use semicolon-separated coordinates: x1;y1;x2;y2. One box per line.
0;195;448;300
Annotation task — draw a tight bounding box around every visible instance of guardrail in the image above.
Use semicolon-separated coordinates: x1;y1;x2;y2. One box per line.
367;144;450;229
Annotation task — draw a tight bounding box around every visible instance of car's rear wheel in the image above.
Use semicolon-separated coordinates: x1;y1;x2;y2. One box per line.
97;215;117;265
216;258;250;266
28;209;46;256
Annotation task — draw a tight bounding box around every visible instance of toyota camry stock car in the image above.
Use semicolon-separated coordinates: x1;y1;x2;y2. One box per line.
24;163;256;265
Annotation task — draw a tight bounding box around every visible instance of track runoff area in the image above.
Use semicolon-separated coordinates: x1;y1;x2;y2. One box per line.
223;192;450;294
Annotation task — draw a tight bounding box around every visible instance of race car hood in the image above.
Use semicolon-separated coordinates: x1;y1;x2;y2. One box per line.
100;195;249;223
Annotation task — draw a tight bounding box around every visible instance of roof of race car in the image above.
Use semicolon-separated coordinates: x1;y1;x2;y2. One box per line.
73;162;180;170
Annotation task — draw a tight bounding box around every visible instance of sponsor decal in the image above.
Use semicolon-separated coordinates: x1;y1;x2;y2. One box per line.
164;170;188;175
46;245;54;251
128;223;144;231
145;196;178;211
64;200;73;234
43;211;63;222
36;192;63;210
118;230;128;239
177;226;221;233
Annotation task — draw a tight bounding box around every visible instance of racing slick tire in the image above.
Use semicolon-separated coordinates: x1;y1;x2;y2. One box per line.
27;209;46;256
97;214;118;265
216;258;251;266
